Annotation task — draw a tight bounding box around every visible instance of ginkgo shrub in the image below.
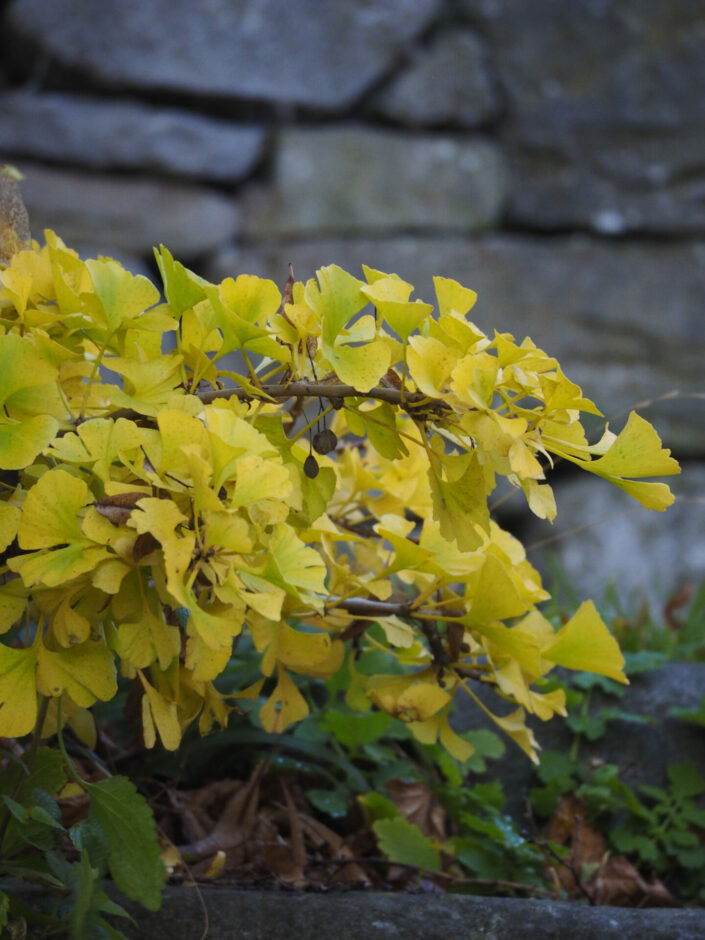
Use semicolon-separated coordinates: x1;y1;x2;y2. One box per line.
0;228;681;775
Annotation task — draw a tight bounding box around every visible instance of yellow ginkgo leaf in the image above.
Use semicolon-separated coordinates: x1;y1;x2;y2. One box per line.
0;415;59;471
490;706;539;763
366;672;451;723
36;637;117;706
324;338;391;393
362;277;433;341
545;412;679;511
542;600;628;684
407;335;457;398
0;503;20;553
0;643;37;737
139;672;182;751
439;710;474;762
114;601;181;671
433;275;478;318
260;667;309;733
0;580;26;634
17;468;90;549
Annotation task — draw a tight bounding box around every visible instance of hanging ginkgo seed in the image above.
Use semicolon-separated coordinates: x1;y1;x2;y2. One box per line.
312;428;338;455
303;454;320;478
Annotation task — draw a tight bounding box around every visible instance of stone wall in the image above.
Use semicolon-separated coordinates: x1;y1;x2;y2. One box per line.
1;0;703;609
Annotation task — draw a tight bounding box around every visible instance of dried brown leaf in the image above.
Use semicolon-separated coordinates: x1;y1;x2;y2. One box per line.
592;855;679;907
386;779;446;841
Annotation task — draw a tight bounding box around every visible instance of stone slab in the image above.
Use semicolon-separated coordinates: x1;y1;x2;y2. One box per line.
240;127;508;235
0;92;267;183
372;29;503;128
112;886;705;939
16;162;240;258
5;0;442;110
458;0;705;234
205;234;705;454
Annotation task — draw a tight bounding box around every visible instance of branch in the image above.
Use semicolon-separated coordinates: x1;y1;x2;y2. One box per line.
197;382;448;413
90;382;448;429
325;597;413;618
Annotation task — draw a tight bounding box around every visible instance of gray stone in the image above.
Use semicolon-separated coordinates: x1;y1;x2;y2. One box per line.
17;162;240;258
6;883;703;938
118;887;705;939
522;464;705;613
458;0;705;234
0;91;267;183
454;663;705;821
372;29;503;128
205;234;705;454
506;123;705;235
5;0;442;110
459;0;705;125
240;128;508;235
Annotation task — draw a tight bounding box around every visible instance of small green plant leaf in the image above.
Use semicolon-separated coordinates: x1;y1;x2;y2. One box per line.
306;786;350;819
83;776;164;911
320;709;393;750
667;761;705;800
373;816;441;871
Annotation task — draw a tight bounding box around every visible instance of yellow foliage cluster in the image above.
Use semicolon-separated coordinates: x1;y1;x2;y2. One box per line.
0;234;679;762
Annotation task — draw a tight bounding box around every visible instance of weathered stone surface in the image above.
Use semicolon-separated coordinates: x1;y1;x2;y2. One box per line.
459;0;705;125
506;125;705;235
240;128;508;235
0;92;266;183
454;663;705;821
205;234;705;454
4;881;701;939
113;886;705;939
372;29;503;127
459;0;705;233
522;464;705;611
5;0;442;110
17;162;239;258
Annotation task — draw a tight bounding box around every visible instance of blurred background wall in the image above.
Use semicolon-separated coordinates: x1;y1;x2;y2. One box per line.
0;0;703;611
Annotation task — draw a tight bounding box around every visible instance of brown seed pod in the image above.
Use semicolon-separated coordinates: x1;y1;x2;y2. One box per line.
303;454;320;478
312;428;338;455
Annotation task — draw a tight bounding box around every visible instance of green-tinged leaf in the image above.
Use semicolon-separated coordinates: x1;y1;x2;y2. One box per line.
86;259;160;332
373;816;441;871
154;244;208;315
82;775;164;911
364;402;409;459
305;265;367;346
428;452;489;552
